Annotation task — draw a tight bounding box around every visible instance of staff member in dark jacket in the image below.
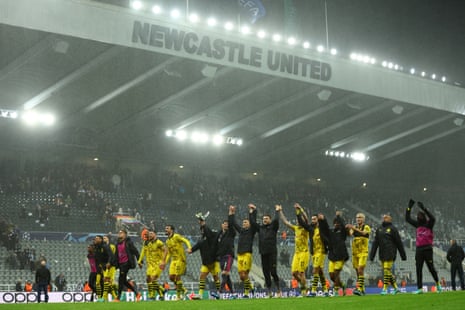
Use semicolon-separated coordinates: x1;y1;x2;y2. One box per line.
446;239;465;290
35;259;51;303
189;216;221;299
115;229;140;301
370;214;406;295
250;204;281;297
328;211;349;296
217;212;236;293
230;204;257;298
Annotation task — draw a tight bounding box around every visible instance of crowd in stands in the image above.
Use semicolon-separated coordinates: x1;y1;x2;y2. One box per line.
1;158;464;240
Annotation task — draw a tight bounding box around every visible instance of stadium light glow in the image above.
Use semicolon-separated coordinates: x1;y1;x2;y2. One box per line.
170;9;181;19
224;22;234;31
166;129;242;147
421;71;426;77
410;68;416;74
302;41;310;49
0;109;19;119
287;37;297;45
441;76;446;82
191;131;209;143
189;13;200;23
351;152;368;162
175;130;187;140
151;5;162;14
431;73;436;80
130;0;143;10
330;48;338;55
206;17;217;27
21;111;56;126
212;135;225;145
257;30;266;38
325;150;369;162
241;25;251;35
382;61;388;67
316;45;325;52
272;34;282;42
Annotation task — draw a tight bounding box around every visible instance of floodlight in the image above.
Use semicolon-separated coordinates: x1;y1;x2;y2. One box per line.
207;17;217;27
189;13;199;23
41;113;55;126
421;71;426;77
257;30;266;38
224;22;234;31
394;64;399;70
22;111;38;126
441;76;446;82
272;34;282;42
287;37;297;45
130;0;143;10
176;130;187;140
212;135;225;145
330;48;337;55
316;45;324;52
170;9;181;19
351;152;367;162
151;5;162;14
387;62;393;69
381;61;387;67
350;53;357;60
431;74;436;80
302;41;310;49
165;129;173;137
236;139;243;146
410;68;415;74
241;26;251;35
362;55;370;63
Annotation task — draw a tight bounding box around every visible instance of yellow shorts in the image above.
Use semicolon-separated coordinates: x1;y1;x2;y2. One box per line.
200;261;220;275
292;251;309;273
147;264;163;278
103;266;116;280
328;260;345;273
352;254;368;269
237;253;252;273
312;253;326;269
169;259;186;276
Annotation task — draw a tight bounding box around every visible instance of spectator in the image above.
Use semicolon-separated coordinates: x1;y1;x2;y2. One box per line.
16;280;23;292
446;239;465;290
55;273;67;292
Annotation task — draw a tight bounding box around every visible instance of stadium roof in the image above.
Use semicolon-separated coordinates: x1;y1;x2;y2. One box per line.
1;0;464;190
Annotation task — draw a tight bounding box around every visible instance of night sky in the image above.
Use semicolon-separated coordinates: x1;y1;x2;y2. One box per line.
259;0;465;86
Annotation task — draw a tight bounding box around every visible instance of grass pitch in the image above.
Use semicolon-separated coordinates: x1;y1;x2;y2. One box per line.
3;291;465;309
